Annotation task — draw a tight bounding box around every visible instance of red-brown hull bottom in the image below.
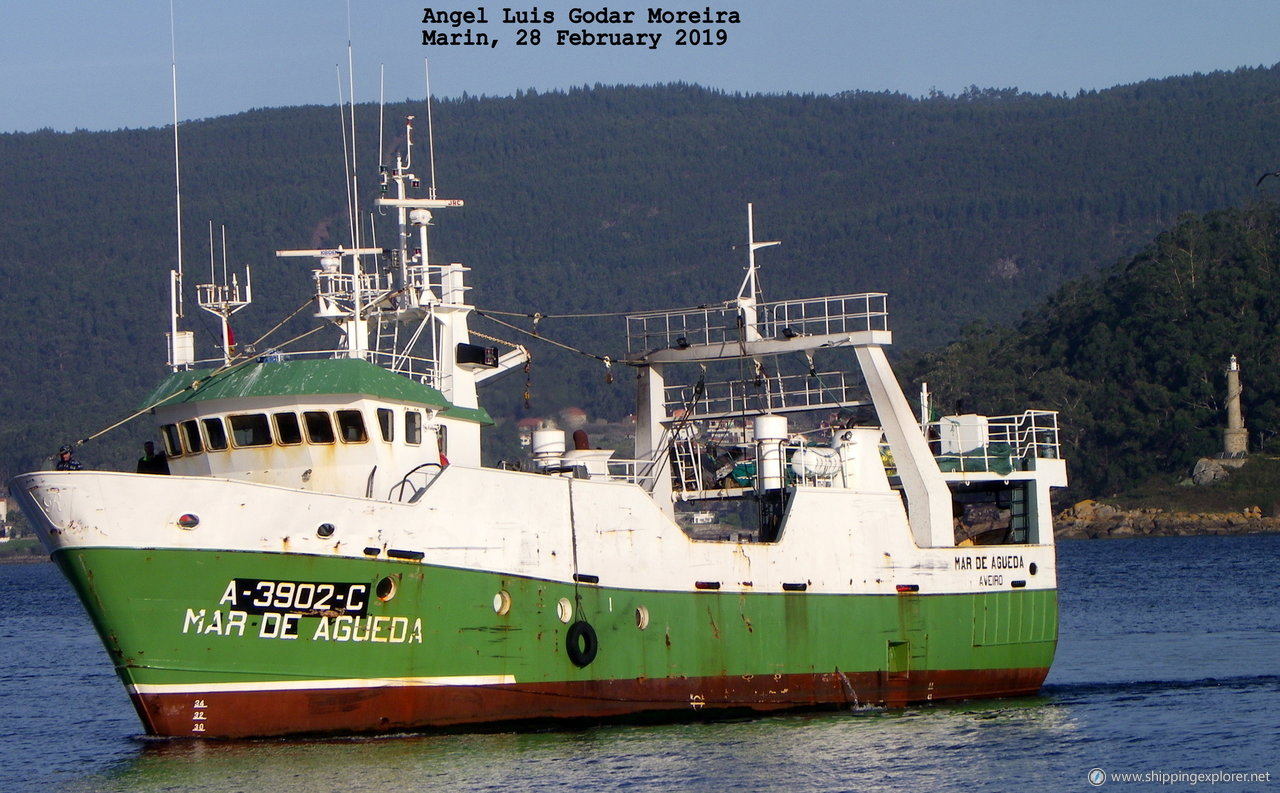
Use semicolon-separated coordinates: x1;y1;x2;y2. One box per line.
134;667;1051;739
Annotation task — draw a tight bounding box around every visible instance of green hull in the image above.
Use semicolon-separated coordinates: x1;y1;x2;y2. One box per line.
54;545;1057;738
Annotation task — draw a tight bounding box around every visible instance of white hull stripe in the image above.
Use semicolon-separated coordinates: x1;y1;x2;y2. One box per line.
127;674;517;695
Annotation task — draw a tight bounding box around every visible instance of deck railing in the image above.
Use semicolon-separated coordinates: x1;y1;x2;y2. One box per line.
626;292;889;355
187;347;438;384
664;370;865;418
931;410;1061;475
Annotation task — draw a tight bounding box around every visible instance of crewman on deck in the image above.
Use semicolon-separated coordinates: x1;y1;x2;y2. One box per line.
137;441;170;475
55;444;82;471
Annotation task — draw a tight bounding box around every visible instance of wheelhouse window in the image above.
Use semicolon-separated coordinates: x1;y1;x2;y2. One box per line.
274;412;303;445
161;424;183;457
337;410;367;443
406;411;422;445
377;408;394;442
304;411;335;444
202;417;228;451
228;414;272;447
180;420;203;454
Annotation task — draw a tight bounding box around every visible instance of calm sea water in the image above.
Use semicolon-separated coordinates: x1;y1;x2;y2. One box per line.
2;535;1277;793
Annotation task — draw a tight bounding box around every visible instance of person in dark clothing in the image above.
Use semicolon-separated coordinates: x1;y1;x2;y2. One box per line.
137;441;170;475
55;444;82;471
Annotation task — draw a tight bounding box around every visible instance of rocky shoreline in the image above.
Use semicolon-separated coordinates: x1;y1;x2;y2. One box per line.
1054;499;1280;540
0;548;47;563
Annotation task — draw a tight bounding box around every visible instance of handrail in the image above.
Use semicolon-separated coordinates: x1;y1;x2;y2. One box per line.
664;370;865;418
626;292;889;355
930;410;1060;475
600;458;662;486
390;461;444;503
184;347;438;382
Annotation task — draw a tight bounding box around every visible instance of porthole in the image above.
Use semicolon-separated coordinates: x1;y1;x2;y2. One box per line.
493;590;512;615
556;597;573;624
1029;562;1038;575
635;605;650;630
376;576;398;602
316;522;335;538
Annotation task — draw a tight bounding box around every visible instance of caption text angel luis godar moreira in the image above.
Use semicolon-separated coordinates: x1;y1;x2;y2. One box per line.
422;6;743;49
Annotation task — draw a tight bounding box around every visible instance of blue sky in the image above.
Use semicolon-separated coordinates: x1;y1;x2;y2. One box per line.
3;1;1279;132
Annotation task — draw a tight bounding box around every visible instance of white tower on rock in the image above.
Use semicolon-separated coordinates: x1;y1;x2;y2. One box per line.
1224;355;1248;456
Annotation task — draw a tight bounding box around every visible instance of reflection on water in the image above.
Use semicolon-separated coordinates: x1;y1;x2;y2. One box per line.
61;702;1079;793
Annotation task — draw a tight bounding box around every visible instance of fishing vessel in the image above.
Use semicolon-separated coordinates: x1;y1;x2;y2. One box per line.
12;115;1066;739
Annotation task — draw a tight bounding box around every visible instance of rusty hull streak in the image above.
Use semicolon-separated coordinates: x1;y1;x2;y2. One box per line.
136;667;1050;739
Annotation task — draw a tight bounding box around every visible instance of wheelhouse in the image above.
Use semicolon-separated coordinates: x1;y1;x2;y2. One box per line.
144;357;490;500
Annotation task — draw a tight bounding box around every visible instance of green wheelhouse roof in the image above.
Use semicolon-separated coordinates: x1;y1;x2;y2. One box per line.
141;358;493;425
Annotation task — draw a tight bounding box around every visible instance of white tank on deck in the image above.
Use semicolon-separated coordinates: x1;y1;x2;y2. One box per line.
531;428;566;471
939;414;989;454
832;427;892;492
754;414;788;491
790;445;841;480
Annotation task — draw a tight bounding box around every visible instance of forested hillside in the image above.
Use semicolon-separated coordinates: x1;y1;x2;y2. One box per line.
909;199;1280;498
2;66;1280;482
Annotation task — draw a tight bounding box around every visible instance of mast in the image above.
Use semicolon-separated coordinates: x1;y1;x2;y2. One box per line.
424;59;439;200
166;0;192;371
737;204;780;407
196;225;252;367
277;117;465;373
735;203;779;343
373;115;469;401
